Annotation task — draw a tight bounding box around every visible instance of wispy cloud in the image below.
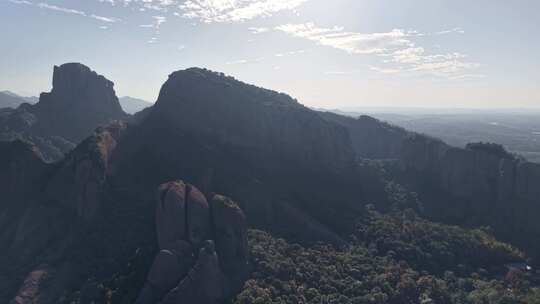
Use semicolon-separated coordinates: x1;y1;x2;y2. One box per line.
179;0;308;23
8;1;121;23
226;57;264;65
369;66;402;74
99;0;179;12
140;16;167;28
90;14;121;23
435;27;465;35
8;0;32;5
276;23;415;55
37;3;86;16
139;15;167;43
325;70;361;75
276;22;480;79
275;49;306;57
249;27;271;34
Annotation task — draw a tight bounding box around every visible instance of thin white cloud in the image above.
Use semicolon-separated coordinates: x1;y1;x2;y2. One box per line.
7;0;32;5
448;74;486;80
8;1;121;24
140;16;167;29
325;70;361;75
276;23;415;55
436;27;465;35
226;57;264;65
100;0;179;11
274;49;306;57
277;22;480;79
369;66;402;74
249;27;271;34
90;14;121;23
37;3;86;16
179;0;308;23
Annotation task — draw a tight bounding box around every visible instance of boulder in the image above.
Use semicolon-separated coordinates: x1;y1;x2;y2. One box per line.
210;195;248;276
186;185;210;245
156;181;188;250
137;181;249;304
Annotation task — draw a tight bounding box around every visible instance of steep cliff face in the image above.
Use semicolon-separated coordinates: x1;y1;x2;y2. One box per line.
0;141;73;302
0;140;46;203
32;63;126;142
0;63;127;162
150;68;354;171
45;122;126;220
325;113;540;257
396;133;540;258
399;134;540;204
110;68;373;244
1;66;384;303
319;112;410;160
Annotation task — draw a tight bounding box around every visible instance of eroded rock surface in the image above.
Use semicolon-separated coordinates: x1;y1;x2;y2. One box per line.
45;122;126;220
136;181;249;304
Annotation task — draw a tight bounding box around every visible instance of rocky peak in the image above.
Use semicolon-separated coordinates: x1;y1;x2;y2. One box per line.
38;63;123;115
51;63;113;98
147;67;354;171
30;63;126;142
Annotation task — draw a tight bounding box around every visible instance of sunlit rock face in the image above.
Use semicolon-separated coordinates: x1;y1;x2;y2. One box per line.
137;180;249;304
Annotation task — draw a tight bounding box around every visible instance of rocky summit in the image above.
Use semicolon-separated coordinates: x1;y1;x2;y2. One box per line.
149;68;354;171
0;63;126;162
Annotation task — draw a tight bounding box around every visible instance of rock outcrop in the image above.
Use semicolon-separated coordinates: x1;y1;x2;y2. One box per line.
32;63;126;142
319;112;409;160
45;122;126;220
136;181;249;304
400;134;540;204
324;112;540;258
149;68;354;171
0;140;47;204
0;63;127;162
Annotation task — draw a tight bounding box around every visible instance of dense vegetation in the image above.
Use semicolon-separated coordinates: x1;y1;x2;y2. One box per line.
235;209;540;304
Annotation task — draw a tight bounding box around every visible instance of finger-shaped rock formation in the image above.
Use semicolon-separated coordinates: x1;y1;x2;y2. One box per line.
136;181;249;304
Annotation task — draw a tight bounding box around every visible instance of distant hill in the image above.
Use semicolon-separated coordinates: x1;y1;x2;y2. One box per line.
329;107;540;163
0;91;37;109
119;96;152;114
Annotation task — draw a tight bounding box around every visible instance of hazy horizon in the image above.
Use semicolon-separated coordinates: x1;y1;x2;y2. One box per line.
1;0;539;109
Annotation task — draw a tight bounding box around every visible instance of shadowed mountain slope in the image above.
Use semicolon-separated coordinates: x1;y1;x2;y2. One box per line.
0;63;127;161
2;65;540;303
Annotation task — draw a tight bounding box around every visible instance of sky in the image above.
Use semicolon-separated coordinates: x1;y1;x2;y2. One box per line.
1;0;539;109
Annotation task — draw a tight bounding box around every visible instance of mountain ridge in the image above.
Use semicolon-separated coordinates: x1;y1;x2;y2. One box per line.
1;64;540;303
